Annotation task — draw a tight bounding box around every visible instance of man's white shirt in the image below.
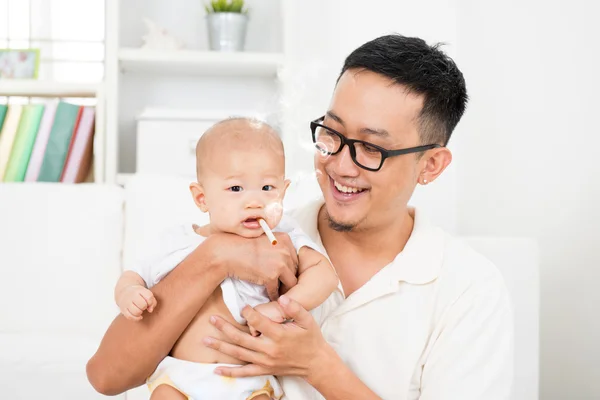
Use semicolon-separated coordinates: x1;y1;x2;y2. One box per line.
280;199;514;400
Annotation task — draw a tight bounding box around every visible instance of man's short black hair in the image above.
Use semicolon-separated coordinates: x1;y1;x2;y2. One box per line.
339;34;468;146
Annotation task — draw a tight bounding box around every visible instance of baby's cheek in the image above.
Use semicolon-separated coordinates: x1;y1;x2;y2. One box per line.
213;205;236;227
264;201;283;225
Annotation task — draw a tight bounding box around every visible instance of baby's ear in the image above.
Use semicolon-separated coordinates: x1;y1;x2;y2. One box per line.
283;179;291;193
189;182;209;212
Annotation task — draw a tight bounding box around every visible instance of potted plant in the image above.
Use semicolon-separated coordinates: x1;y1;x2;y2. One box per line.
205;0;249;52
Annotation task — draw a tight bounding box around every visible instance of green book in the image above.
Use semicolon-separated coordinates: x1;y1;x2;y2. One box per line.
37;102;81;182
0;105;7;137
3;104;45;182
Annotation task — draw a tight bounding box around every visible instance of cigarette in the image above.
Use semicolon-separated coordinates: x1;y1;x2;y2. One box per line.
258;218;277;245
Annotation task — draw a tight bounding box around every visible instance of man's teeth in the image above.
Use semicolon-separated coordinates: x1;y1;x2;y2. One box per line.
334;180;364;194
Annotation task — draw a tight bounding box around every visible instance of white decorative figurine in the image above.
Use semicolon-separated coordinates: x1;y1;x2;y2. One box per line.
141;17;185;50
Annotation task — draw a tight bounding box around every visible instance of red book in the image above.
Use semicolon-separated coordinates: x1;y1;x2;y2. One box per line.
61;107;96;183
59;106;84;181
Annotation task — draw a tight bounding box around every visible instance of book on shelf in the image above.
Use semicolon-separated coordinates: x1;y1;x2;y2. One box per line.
3;104;45;182
0;105;7;134
0;105;24;178
0;101;96;183
61;106;95;183
25;100;58;182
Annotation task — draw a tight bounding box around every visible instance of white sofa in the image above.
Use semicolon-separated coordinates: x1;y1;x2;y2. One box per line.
0;174;539;399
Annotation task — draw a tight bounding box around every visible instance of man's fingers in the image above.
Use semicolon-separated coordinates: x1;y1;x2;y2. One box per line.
202;336;265;365
266;281;280;302
249;325;261;337
278;295;313;328
264;234;298;301
242;306;279;337
280;234;299;290
277;263;297;295
278;233;299;272
209;315;266;353
214;363;271;378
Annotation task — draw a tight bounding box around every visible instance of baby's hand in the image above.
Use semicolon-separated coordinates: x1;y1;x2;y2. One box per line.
116;285;157;322
250;301;287;336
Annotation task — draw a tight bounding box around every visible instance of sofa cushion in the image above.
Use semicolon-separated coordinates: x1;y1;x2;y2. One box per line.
0;183;124;339
465;237;539;400
0;332;124;399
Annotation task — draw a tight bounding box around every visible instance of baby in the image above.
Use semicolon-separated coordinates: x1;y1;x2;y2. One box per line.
114;118;338;400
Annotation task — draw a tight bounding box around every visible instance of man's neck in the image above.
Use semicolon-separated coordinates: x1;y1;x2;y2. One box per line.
319;206;414;252
317;205;414;296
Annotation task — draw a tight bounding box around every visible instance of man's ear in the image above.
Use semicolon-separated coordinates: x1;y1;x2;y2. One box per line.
189;182;209;212
418;147;452;185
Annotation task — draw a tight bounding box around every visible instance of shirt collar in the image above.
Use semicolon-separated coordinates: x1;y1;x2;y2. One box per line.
291;197;445;286
389;207;445;285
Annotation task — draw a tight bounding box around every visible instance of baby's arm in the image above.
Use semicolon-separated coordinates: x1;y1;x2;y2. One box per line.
114;271;157;322
282;246;338;311
251;248;336;335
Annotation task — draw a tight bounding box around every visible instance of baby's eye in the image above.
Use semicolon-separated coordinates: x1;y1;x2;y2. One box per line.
229;186;243;192
262;185;274;191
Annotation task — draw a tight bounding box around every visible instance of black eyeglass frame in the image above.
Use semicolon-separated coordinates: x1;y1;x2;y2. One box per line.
310;116;442;172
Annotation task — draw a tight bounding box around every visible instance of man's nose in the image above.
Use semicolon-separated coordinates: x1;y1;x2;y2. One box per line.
332;144;360;177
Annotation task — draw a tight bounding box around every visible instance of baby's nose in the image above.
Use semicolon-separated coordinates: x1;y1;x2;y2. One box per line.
245;198;263;209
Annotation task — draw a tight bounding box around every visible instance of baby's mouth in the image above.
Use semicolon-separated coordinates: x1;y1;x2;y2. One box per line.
242;217;262;229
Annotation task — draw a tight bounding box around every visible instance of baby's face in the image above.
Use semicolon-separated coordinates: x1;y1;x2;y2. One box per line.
194;146;288;238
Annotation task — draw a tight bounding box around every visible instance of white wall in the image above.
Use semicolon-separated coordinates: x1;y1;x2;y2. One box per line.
284;1;600;398
282;0;460;233
454;1;600;399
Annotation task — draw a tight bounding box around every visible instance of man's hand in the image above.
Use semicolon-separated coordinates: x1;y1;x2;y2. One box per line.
250;301;287;336
115;285;157;322
202;295;332;383
205;231;299;300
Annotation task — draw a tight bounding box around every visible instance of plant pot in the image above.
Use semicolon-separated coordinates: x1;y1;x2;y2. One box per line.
207;12;248;52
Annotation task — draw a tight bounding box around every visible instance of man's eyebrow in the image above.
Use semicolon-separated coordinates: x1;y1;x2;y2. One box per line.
326;110;344;125
326;110;389;137
359;126;389;138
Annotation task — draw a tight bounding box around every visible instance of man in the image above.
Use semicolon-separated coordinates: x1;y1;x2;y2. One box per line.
87;35;513;399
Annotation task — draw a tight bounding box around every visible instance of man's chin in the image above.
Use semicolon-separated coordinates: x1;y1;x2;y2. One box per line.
329;219;355;232
324;209;359;232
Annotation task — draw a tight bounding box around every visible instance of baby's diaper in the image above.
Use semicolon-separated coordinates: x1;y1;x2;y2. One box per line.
147;356;283;400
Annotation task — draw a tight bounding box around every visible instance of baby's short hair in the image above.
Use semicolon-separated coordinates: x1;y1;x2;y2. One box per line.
195;117;284;179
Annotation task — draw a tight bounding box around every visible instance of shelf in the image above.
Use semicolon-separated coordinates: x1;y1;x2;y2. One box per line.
0;80;100;98
116;173;134;186
118;48;284;78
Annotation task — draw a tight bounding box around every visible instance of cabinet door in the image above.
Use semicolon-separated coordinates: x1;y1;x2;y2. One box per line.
136;119;217;177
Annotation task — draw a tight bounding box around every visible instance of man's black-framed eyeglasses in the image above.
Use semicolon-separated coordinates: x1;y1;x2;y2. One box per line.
310;116;442;172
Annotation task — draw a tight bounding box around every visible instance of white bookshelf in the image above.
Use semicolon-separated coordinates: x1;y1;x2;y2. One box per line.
104;0;287;184
0;81;100;98
119;48;284;77
0;81;106;184
116;173;133;186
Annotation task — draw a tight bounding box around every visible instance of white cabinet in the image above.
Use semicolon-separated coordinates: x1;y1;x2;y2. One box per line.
135;109;259;178
136;110;220;178
136;121;207;178
106;0;286;184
